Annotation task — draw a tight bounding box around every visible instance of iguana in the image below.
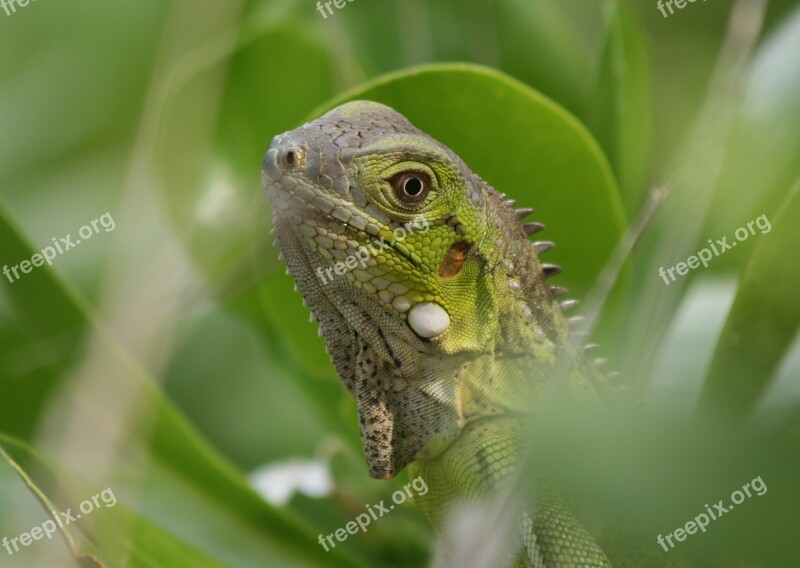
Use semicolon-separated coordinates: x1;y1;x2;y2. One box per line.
261;101;715;567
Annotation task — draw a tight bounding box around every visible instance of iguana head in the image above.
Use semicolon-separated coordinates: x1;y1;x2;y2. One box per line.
262;101;567;478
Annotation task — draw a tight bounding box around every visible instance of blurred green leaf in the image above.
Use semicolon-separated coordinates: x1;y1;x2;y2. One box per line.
0;0;166;191
700;182;800;419
590;1;653;213
532;402;800;566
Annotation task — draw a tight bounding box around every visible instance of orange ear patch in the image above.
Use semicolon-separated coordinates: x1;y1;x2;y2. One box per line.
437;242;472;278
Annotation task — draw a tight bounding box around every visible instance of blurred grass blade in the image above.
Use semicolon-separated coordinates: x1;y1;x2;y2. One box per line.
700;182;800;418
154;22;338;286
0;200;92;439
589;0;652;214
146;21;355;439
0;437;225;568
706;5;800;258
621;0;768;385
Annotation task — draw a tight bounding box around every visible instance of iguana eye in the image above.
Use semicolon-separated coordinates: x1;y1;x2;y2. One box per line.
390;172;431;204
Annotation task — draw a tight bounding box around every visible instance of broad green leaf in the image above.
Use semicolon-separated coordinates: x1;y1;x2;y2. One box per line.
589;1;652;213
699;182;800;418
338;0;596;117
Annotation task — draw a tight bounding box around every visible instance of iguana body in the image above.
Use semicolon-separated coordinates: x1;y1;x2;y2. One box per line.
261;101;703;567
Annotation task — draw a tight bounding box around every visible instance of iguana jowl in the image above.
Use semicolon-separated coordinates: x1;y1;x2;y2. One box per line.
262;101;614;567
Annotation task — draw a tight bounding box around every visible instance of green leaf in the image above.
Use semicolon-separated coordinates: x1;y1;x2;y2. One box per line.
700;182;800;418
0;1;167;190
589;1;653;213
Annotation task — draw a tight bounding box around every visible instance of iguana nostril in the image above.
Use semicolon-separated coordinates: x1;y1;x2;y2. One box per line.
262;136;307;180
280;146;305;170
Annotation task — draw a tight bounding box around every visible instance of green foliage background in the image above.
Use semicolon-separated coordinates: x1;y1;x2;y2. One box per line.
0;0;799;566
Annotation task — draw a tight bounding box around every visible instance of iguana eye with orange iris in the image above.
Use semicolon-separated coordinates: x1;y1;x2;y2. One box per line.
390;172;431;204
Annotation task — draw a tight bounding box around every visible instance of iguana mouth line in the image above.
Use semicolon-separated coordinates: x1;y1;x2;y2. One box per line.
265;177;429;271
264;176;383;242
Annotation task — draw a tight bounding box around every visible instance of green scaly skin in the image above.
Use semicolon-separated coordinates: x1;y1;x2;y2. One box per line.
261;101;711;567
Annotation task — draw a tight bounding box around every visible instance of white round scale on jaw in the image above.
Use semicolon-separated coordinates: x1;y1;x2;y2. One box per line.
407;302;450;338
